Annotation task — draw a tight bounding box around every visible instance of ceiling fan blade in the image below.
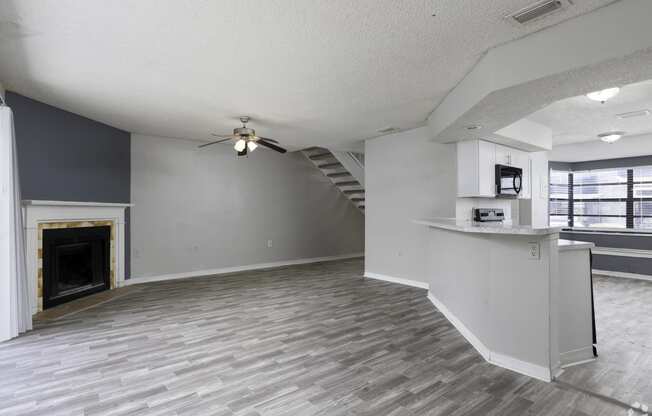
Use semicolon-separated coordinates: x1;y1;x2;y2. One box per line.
198;138;231;148
256;136;279;144
257;139;287;153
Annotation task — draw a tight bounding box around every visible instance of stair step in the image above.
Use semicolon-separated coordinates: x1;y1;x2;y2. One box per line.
309;152;333;160
318;162;342;169
343;189;364;195
351;197;365;202
335;180;360;186
327;172;351;178
303;146;322;152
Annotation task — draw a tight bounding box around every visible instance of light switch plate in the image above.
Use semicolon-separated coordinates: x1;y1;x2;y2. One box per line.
528;242;540;260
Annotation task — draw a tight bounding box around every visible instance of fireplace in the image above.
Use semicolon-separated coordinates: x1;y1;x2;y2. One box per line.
42;226;111;309
23;200;130;314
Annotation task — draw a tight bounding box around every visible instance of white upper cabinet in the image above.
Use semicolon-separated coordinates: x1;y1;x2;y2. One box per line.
495;144;529;170
457;140;496;197
495;144;512;166
457;140;531;199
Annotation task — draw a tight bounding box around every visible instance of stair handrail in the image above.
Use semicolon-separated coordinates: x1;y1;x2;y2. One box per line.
331;151;365;186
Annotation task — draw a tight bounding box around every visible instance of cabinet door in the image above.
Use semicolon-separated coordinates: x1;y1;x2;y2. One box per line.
495;144;511;166
457;140;496;197
477;140;496;197
457;140;479;197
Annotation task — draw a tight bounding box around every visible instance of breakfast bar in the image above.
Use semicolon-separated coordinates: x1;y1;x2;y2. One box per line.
414;218;595;381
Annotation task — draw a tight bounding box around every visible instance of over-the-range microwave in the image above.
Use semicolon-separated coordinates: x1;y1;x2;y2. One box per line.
495;164;522;197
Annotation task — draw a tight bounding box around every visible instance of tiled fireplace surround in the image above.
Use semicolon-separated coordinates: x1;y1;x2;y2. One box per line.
23;201;132;314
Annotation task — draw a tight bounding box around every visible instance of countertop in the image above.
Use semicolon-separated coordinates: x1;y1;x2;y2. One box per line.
558;239;595;252
413;218;563;236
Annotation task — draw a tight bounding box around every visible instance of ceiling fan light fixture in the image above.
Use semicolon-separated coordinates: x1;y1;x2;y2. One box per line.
598;131;625;143
234;139;246;152
200;116;287;154
586;87;620;103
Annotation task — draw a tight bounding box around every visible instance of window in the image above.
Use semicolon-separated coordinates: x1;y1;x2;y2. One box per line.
634;166;652;229
572;168;627;229
550;166;652;230
549;170;569;227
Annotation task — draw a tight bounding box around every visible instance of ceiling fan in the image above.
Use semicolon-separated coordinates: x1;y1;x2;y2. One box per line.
198;116;287;156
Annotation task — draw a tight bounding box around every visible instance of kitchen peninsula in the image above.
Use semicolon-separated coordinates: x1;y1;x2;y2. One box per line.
414;218;595;381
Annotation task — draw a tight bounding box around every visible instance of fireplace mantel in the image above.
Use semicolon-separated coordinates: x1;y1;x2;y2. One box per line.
23;200;133;208
22;200;132;314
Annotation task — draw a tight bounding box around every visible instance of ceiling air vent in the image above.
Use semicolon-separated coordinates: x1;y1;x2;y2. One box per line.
616;109;651;119
377;126;399;134
510;0;563;24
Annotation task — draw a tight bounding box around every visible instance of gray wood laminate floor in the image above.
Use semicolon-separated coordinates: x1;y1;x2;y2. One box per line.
558;275;652;408
0;259;628;416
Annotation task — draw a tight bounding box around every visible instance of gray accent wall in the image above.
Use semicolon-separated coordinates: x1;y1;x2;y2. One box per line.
591;254;652;276
7;92;130;202
7;92;131;277
560;231;652;276
549;155;652;172
560;231;652;251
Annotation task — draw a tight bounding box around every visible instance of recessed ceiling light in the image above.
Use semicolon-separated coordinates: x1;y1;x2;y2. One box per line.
616;109;651;119
586;87;620;103
466;124;482;130
598;131;625;143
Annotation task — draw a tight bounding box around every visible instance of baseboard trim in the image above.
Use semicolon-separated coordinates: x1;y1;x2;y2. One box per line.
364;272;430;290
123;253;364;286
427;291;551;382
490;351;552;382
592;269;652;282
426;292;491;361
560;346;595;368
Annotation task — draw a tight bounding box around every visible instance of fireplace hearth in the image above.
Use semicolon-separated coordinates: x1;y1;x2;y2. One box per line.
42;226;111;309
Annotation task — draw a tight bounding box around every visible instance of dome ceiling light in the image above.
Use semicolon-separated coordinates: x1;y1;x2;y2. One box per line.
586;87;620;103
598;131;625;143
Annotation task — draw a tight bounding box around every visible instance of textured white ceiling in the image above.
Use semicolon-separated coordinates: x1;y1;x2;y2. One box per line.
0;0;617;149
528;78;652;146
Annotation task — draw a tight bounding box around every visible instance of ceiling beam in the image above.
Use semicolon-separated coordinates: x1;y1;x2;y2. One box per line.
427;0;652;151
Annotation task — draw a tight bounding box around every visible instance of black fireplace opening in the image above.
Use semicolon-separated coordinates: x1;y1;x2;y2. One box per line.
43;226;110;309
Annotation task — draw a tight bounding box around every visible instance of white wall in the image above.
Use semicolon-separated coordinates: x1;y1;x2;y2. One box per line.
365;127;456;285
456;198;516;223
549;133;652;163
130;134;364;278
519;151;549;228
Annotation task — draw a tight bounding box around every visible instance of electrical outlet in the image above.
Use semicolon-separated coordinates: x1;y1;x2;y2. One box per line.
267;240;273;248
528;242;540;260
133;248;141;259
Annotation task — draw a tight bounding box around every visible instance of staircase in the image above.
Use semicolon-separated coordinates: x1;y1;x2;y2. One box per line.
303;147;365;212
